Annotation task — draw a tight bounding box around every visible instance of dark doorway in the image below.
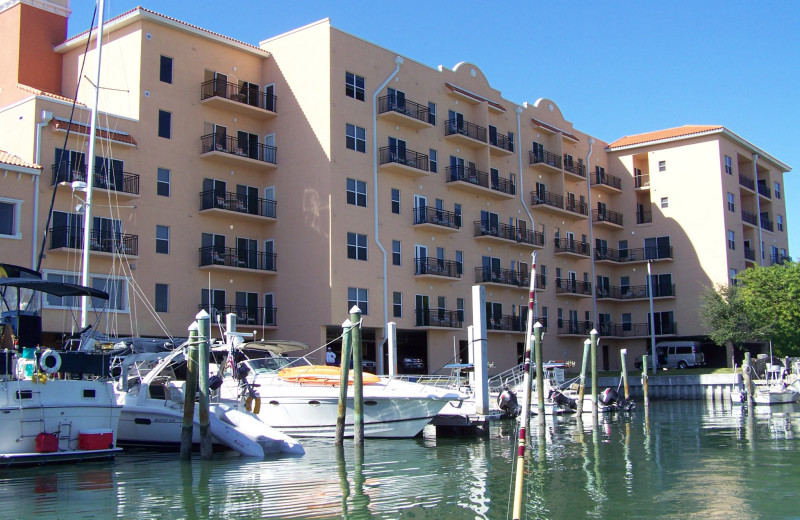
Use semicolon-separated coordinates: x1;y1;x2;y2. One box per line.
602;344;610;371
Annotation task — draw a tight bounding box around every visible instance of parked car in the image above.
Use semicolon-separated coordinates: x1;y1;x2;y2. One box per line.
362;359;377;372
634;341;705;370
401;357;425;373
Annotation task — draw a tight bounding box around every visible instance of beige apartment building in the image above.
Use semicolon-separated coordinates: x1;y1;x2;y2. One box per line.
0;1;791;374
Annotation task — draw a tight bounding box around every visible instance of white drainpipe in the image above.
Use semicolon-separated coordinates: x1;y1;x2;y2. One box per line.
372;56;403;374
33;110;54;269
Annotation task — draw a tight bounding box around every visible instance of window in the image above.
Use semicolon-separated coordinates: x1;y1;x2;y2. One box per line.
727;230;735;250
346;123;366;152
428;102;436;126
346;178;367;207
777;214;784;232
157;168;170;197
263;293;276;326
658;160;666;172
456;250;463;275
557;308;563;328
345;72;365;101
541;306;548;328
392;240;401;266
727;192;735;212
391;188;400;214
724;155;733;175
159;55;173;84
540;265;547;288
0;198;21;238
648;311;675;335
156;225;170;254
347;232;367;260
158;110;171;138
393;291;402;318
775;182;781;199
454;203;462;227
429;149;438;173
457;298;464;322
45;271;127;311
155;283;169;312
730;268;737;285
347;287;368;315
622;313;632;331
660;197;668;208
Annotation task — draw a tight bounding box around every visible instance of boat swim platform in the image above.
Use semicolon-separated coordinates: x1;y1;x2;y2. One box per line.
0;447;122;468
427;411;503;437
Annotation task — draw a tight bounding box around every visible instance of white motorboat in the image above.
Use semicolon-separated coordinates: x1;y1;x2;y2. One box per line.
0;271;122;466
218;337;463;438
114;348;303;456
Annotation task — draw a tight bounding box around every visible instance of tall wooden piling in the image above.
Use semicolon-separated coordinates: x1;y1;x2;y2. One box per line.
335;319;353;445
620;348;630;399
534;323;545;419
197;310;212;459
576;339;590;414
350;306;364;445
590;329;599;418
743;352;753;409
180;325;199;459
641;354;650;409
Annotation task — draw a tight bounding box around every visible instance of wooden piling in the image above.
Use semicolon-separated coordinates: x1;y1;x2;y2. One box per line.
197;310;212;459
590;329;599;419
335;319;353;445
620;348;629;399
350;306;364;445
576;339;590;415
743;352;753;409
180;325;198;459
534;323;545;418
641;355;650;409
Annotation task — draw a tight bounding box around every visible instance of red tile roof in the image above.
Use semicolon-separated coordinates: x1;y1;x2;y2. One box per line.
17;84;86;106
608;125;723;149
0;151;41;170
51;119;137;147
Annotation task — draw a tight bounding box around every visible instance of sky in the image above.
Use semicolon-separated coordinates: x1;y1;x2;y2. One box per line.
66;0;800;257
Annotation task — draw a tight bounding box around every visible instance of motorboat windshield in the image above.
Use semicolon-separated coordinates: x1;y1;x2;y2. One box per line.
243;356;311;375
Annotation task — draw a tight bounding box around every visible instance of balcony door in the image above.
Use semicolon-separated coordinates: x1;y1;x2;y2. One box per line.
263;239;274;271
449;155;465;182
448;110;464;133
213;72;227;97
201;288;225;319
237;131;259;159
51;210;83;249
387;87;405;111
480;210;499;235
388;136;407;164
240;81;260;108
203;178;226;209
263;293;275;325
414;244;428;275
414;195;427;224
235;291;259;325
237;184;258;215
264;83;275;112
485;301;502;329
568;310;579;333
202;232;225;265
415;294;430;326
54;148;86;182
236;237;257;268
482;256;501;282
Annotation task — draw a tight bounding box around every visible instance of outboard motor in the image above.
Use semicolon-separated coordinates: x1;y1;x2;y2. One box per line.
498;385;521;418
550;389;577;411
236;363;250;381
599;387;619;406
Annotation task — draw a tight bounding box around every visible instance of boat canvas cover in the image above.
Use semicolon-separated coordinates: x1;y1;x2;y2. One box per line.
0;278;109;299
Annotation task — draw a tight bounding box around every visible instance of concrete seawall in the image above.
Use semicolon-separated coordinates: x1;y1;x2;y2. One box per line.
594;373;741;401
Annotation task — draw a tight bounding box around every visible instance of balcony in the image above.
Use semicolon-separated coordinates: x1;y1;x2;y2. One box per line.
757;181;772;199
596;284;676;300
563;160;587;181
200;190;276;220
592;208;623;228
760;215;774;232
555;279;592;297
636;209;652;224
530;190;588;219
473;221;544;248
413;206;461;232
378;147;429;178
591;171;622;191
556;320;594;336
445;119;487;148
49;227;138;256
744;247;756;262
594;245;673;264
52;164;140;199
741;210;758;227
199;304;277;327
739;174;755;191
414;309;463;329
529;149;562;173
200;80;276;117
489;132;514;156
199;246;276;273
771;254;792;266
377;95;432;129
594;322;678;338
634;173;650;189
553;237;591;258
445;166;515;198
486;314;526;334
475;267;529;288
200;133;277;169
414;257;460;279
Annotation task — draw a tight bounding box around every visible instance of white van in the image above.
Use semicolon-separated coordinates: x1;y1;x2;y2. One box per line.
635;341;705;369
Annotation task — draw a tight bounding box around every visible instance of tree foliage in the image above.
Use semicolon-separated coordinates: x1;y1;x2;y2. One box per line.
701;261;800;357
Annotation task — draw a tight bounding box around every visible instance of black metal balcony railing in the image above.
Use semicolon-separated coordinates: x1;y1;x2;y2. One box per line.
445;119;487;143
486;314;528;333
378;95;430;124
591;171;622;190
744;248;756;261
199;246;276;272
530;190;588;216
378;146;429;171
49;226;138;255
490;132;514;153
475;267;529;288
592;208;623;226
472;221;545;247
414;257;460;278
200;190;276;219
563;160;587;179
741;210;758;226
594;245;673;263
529;149;562;169
445;166;515;195
757;181;772;199
553;237;591;257
771;254;792;266
413;206;461;229
739;174;755;191
596;284;676;300
636;209;652;224
557;320;594;336
634;173;650;188
200;133;277;164
760;215;774;232
555;279;592;296
198;304;277;326
52;164;140;196
200;79;277;112
415;308;463;328
595;322;678;338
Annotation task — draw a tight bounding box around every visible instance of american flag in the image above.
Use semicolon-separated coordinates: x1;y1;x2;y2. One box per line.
226;341;236;377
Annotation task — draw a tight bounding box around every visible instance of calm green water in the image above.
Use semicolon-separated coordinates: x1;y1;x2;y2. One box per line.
2;401;799;519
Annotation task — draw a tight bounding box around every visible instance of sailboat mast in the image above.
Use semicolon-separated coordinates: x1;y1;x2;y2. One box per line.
80;0;106;328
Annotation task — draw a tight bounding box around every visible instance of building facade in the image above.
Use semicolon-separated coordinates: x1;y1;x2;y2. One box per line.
0;1;791;373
